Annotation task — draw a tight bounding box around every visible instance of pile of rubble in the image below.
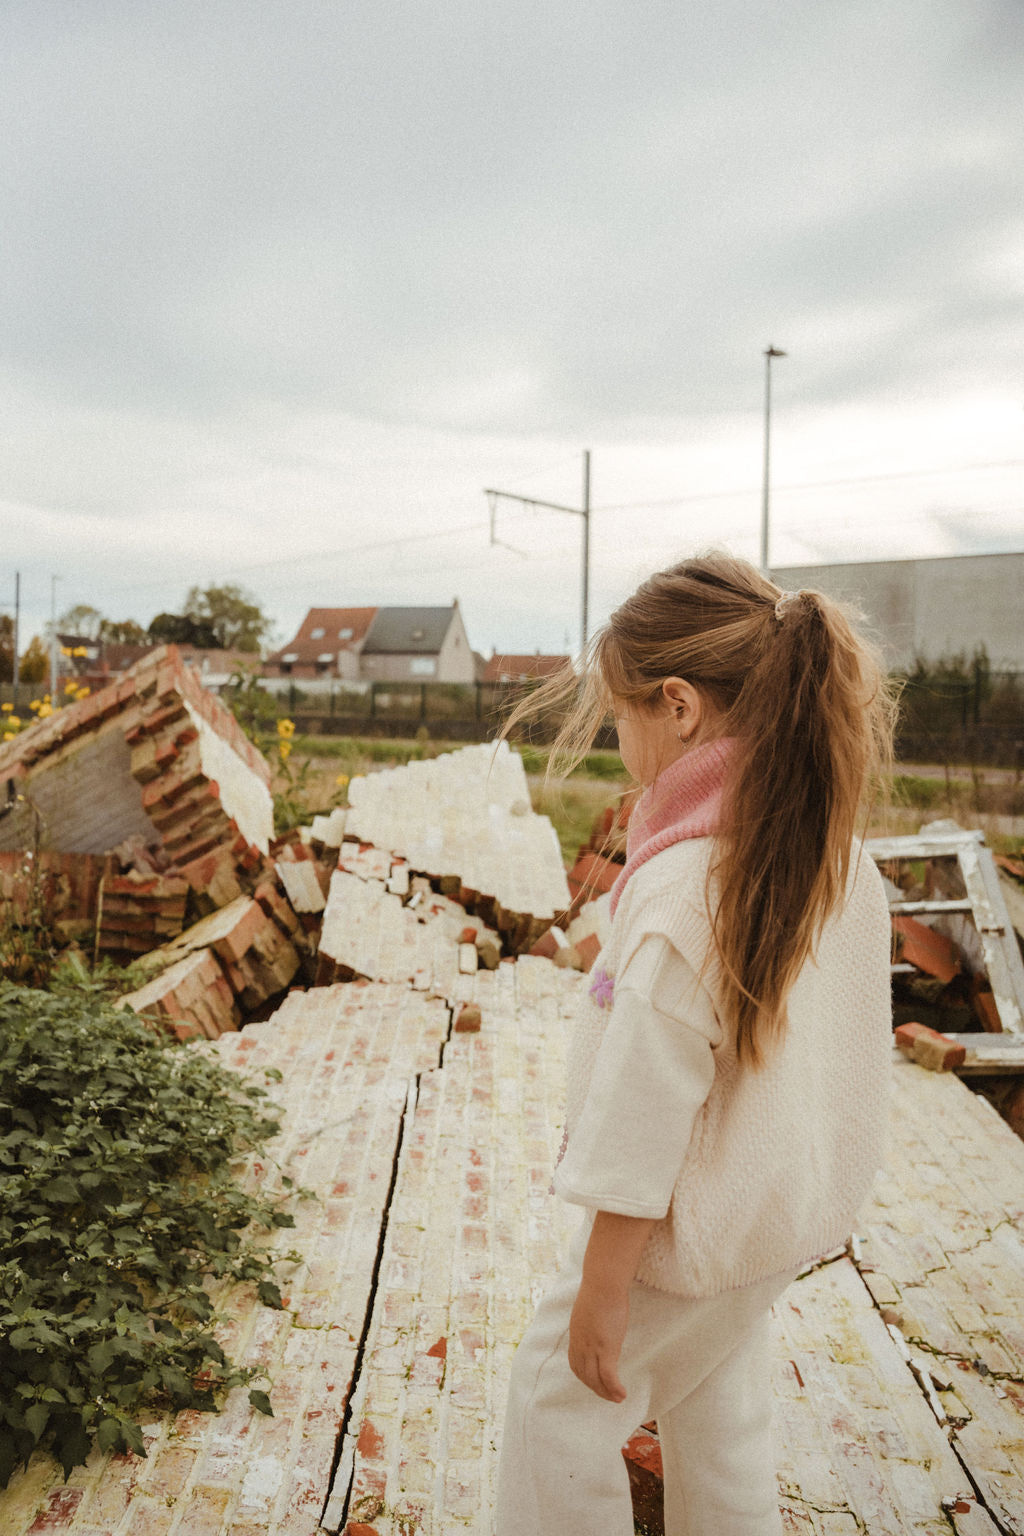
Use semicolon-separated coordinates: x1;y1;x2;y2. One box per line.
0;656;599;1043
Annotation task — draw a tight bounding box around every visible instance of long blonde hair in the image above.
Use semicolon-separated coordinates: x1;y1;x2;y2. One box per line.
502;553;897;1066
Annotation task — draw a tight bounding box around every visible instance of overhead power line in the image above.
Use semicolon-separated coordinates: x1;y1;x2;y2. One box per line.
593;459;1024;513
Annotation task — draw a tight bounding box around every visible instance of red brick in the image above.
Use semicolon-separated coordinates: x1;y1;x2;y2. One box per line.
575;932;601;972
454;1004;482;1033
892;917;961;985
567;852;620;898
27;1488;85;1531
894;1022;966;1072
529;926;566;960
623;1424;664;1535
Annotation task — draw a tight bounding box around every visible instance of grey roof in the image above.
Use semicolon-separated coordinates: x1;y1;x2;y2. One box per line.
361;606;455;656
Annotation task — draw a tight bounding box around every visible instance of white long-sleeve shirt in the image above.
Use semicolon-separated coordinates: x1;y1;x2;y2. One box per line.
554;937;719;1219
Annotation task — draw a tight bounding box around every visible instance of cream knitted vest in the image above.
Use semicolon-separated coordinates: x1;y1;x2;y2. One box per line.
562;836;893;1297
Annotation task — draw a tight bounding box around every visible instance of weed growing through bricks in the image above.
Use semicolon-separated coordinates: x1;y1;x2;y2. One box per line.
0;804;56;988
0;985;300;1486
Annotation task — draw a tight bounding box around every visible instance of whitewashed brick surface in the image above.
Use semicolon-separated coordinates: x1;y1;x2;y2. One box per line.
319;872;501;996
324;958;582;1533
5;965;1024;1533
344;745;570;922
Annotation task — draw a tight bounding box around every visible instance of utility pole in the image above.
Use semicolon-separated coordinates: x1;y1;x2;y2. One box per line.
484;449;592;655
49;575;60;700
12;572;20;707
760;346;786;575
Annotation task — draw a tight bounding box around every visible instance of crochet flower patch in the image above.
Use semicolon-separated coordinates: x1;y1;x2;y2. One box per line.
589;967;615;1009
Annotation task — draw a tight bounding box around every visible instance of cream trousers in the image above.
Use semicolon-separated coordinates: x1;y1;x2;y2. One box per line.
495;1220;795;1536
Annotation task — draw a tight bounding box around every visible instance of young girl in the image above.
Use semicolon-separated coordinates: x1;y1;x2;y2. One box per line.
494;554;896;1536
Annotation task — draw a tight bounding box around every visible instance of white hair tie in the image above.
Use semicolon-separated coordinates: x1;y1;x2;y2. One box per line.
773;590;801;621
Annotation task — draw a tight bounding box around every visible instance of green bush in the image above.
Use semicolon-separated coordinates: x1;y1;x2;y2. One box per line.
0;986;295;1486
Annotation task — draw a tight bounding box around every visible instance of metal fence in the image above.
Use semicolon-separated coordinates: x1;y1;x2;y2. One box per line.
894;667;1024;767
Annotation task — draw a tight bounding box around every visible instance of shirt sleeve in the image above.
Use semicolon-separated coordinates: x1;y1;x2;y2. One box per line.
553;934;721;1219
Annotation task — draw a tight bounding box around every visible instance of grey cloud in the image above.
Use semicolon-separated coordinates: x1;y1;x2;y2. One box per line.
1;0;1022;436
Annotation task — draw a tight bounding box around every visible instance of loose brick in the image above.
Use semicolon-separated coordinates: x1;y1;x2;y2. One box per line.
454;1004;481;1033
894;1022;967;1072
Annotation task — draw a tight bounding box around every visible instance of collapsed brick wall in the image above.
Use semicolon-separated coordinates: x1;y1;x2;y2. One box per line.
0;645;275;917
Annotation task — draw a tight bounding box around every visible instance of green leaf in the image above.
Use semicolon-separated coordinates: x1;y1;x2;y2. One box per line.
44;1177;79;1205
256;1280;283;1309
121;1420;146;1457
54;1416;91;1480
0;1431;19;1491
96;1417;123;1455
24;1403;49;1441
160;1366;192;1401
87;1339;116;1375
248;1390;273;1417
7;1327;35;1350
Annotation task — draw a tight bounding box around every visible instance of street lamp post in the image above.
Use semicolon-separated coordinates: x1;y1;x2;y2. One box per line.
760;345;787;575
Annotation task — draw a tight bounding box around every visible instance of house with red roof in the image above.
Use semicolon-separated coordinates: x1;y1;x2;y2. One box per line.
263;602;475;684
262;607;378;681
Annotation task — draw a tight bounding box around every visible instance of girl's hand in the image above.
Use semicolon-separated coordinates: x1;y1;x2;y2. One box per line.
568;1278;630;1402
567;1209;656;1401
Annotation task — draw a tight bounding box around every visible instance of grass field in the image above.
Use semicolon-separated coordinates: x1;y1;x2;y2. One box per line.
280;735;1024;865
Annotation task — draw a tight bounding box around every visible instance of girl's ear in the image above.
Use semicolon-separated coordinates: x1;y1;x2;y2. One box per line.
661;676;703;740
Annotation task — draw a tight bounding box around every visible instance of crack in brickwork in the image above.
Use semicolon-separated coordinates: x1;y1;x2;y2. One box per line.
322;1074;421;1532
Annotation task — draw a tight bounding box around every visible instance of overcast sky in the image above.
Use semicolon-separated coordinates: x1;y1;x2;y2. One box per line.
2;0;1022;659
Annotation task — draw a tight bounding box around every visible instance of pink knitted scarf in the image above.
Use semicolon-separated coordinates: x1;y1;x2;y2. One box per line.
609;736;736;917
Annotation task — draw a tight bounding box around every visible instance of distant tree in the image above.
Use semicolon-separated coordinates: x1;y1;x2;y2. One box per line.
99;618;149;645
181;584;272;654
18;636;49;685
147;613;220;648
55;603;104;640
0;615;13;684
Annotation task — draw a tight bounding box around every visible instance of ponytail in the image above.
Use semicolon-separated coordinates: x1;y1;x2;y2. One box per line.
716;584;896;1064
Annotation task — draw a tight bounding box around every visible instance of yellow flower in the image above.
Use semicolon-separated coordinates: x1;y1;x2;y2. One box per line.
276;718;296;738
64;680;78;694
1;702;11;713
60;646;73;657
73;646;89;658
29;699;41;712
43;694;51;703
278;739;292;762
37;703;53;718
2;731;16;742
6;716;21;728
76;686;91;699
335;773;350;789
